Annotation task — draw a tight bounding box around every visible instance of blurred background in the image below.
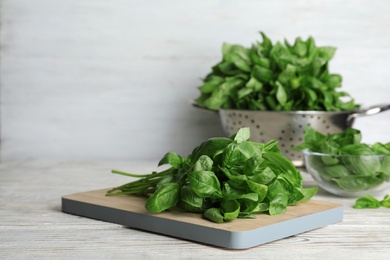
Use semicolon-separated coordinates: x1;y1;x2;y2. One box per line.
1;0;389;162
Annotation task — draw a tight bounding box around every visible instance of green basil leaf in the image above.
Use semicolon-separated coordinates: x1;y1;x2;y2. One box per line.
188;137;233;164
309;57;326;77
278;64;297;84
372;142;390;154
245;76;263;91
204;208;225;223
221;199;240;221
202;87;227;110
294;126;326;152
303;87;318;108
188;170;222;198
332;175;383;192
198;76;225;93
318;46;337;61
158;152;183;169
246;180;268;201
145;183;180;213
354;194;381;209
222;141;261;166
240;200;266;215
379;156;390;181
298;187;318;203
237;87;253;99
263;151;299;176
233;127;251;143
223;180;259;201
319;142;339;165
263;140;280;153
232;54;252;72
320;164;350;180
260;32;273;54
156;173;176;188
275;81;287;106
252;65;273;83
277;176;304;204
193;155;213;172
268;193;288;216
380;194;390;208
258;57;271;68
250;167;276;185
270;42;294;69
178;186;210;213
220;166;248;181
216;62;242;76
265;95;278;110
324;74;342;89
340;144;382;175
243;156;264;175
292;37;307;57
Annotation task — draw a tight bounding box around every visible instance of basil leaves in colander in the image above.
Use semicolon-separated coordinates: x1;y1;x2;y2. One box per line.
107;127;317;223
195;32;359;111
295;126;390;192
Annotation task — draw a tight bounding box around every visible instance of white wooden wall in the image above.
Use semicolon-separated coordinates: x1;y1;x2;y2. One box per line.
1;0;389;162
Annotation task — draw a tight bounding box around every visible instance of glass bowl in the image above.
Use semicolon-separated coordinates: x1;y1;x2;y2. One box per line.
303;150;390;197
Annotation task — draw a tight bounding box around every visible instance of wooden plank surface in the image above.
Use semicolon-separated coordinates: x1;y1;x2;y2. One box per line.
2;159;390;259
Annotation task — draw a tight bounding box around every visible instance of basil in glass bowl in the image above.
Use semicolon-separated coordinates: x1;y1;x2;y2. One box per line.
296;127;390;197
303;151;390;197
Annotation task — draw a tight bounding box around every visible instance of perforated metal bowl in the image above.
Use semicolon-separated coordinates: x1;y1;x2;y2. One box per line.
217;104;390;167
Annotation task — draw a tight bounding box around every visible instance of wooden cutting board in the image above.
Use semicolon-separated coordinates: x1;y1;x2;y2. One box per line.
62;188;343;249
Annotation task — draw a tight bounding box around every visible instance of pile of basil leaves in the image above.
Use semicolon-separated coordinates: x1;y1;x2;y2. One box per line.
195;32;359;111
295;126;390;192
107;128;317;223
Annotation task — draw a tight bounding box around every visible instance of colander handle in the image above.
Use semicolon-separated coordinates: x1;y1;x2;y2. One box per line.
346;103;390;126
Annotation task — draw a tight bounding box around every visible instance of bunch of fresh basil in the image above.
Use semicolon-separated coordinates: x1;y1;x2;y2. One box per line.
195;32;359;111
107;128;317;223
295;126;390;192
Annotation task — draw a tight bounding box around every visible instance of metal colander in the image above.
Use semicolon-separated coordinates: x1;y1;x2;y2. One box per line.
218;104;390;167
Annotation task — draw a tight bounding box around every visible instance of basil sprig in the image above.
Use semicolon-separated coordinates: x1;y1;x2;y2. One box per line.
107;128;317;223
195;32;359;111
354;194;390;209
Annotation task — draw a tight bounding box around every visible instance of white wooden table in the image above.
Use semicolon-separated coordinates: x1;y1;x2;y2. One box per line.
1;159;389;259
